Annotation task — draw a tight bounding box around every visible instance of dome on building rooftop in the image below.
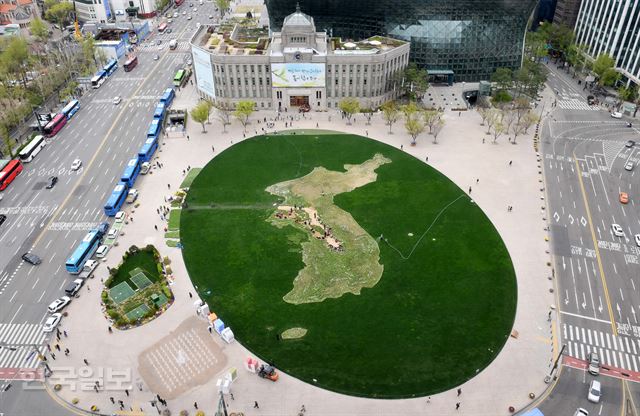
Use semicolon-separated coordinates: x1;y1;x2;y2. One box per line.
282;3;314;27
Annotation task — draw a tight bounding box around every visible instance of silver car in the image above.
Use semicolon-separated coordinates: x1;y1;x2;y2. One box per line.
611;224;624;237
47;296;71;313
587;351;600;375
42;313;62;333
625;161;634;171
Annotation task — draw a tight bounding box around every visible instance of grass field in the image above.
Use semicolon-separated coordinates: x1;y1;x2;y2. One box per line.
181;133;517;398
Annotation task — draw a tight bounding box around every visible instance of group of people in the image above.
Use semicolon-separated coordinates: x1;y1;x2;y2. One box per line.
274;205;344;252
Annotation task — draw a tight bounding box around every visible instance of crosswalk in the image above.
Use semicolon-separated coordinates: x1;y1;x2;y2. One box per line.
558;99;600;111
0;323;46;369
564;323;640;372
137;41;192;52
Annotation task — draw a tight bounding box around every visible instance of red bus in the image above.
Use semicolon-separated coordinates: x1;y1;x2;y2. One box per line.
123;56;138;72
158;22;168;33
43;113;67;138
0;159;24;191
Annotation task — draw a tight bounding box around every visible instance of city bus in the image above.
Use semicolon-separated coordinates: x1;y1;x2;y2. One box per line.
123;56;138;72
65;229;103;273
153;102;166;121
120;157;141;187
91;70;107;88
158;22;168;33
18;135;46;163
103;59;118;76
61;99;81;119
147;118;162;141
0;159;24;191
173;69;186;87
43;114;67;138
160;88;175;107
104;182;130;216
138;137;158;162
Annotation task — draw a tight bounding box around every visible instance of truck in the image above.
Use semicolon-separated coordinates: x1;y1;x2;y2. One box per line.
78;259;99;279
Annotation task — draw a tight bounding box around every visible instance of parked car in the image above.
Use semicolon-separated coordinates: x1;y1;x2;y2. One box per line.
113;96;122;105
22;253;42;265
95;244;109;258
187;15;192;20
46;176;58;189
42;313;62;332
167;28;172;33
64;278;84;296
71;159;82;171
587;351;600;375
587;380;601;403
115;211;126;222
97;221;109;236
153;54;160;61
47;296;71;313
573;409;588;416
611;224;624;238
611;112;622;119
126;189;139;203
107;228;118;240
626;140;636;148
620;192;629;204
625;161;634;171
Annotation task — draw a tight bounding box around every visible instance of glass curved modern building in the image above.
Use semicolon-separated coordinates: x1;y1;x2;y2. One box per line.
265;0;538;82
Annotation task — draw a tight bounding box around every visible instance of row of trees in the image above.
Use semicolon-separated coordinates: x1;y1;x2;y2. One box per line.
490;59;548;102
477;98;539;144
190;100;255;133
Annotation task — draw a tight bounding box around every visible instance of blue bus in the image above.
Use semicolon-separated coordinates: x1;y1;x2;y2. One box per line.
65;229;103;273
147;119;162;141
61;99;80;119
104;182;129;217
91;70;107;88
138;137;158;162
153;102;166;121
120;157;141;187
160;88;175;107
103;59;118;76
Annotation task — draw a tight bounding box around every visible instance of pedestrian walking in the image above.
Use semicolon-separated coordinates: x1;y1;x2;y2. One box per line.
130;217;133;222
182;169;186;175
427;396;431;404
108;326;112;333
187;135;190;140
482;138;485;144
425;156;429;162
509;160;512;166
476;178;479;184
457;388;462;396
154;225;158;231
458;111;461;117
125;389;129;397
468;186;472;194
157;208;160;214
167;184;170;189
51;353;56;360
46;344;51;351
400;144;403;150
254;401;260;408
194;402;198;409
212;145;215;152
87;286;90;292
230;393;234;400
548;310;552;321
188;165;190;171
189;292;193;298
55;344;60;351
94;385;98;393
110;397;115;404
316;122;319;128
456;402;461;410
64;348;69;356
300;404;306;413
83;358;89;365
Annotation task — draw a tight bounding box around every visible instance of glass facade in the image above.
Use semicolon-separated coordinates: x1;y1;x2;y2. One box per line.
265;0;537;82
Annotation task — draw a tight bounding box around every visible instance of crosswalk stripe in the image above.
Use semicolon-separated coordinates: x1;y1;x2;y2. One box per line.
607;333;612;349
582;328;586;344
617;336;624;352
588;329;593;345
620;352;625;368
605;349;611;366
569;325;574;341
634;355;639;372
612;351;618;367
593;330;599;347
626;353;632;370
580;343;585;360
625;337;631;353
601;333;606;348
600;348;606;365
633;339;638;355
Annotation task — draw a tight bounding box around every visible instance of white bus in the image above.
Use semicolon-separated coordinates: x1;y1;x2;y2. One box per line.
18;135;46;163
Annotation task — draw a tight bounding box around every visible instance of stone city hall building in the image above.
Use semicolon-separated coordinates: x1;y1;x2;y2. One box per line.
189;5;410;111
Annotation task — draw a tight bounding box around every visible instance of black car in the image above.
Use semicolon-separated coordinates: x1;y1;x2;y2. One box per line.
167;28;172;33
46;176;58;189
97;221;109;237
22;253;42;265
0;214;6;227
626;140;636;148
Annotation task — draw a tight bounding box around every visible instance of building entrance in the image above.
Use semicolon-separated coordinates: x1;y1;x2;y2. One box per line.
289;95;309;107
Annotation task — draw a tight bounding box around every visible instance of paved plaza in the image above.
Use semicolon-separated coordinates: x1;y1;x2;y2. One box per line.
43;80;559;415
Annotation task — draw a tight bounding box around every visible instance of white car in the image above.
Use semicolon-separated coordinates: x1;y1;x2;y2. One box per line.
187;15;192;20
42;313;62;333
71;159;82;171
182;10;186;15
173;12;178;17
625;161;634;171
611;224;624;237
193;7;197;11
113;96;122;105
107;228;118;240
208;14;213;19
95;244;109;258
115;211;126;222
587;380;601;403
47;296;71;313
168;18;173;23
573;409;588;416
611;111;622;119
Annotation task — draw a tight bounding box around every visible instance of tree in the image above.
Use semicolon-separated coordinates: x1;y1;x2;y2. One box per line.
618;85;638;102
600;68;621;87
539;22;575;58
401;101;419;119
0;37;31;88
511;121;526;144
431;119;445;144
338;97;360;125
381;101;400;134
566;43;588;74
215;0;230;16
423;110;441;134
521;111;539;134
360;107;375;125
233;100;255;132
0;124;15;158
525;30;548;62
397;63;429;100
477;107;489;126
214;102;232;133
30;18;49;44
45;1;74;29
404;114;425;145
592;54;616;79
485;109;500;135
190;101;210;132
491;121;505;143
491;68;513;92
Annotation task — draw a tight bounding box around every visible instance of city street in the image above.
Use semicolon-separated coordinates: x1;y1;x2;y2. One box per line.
538;61;640;414
0;3;217;414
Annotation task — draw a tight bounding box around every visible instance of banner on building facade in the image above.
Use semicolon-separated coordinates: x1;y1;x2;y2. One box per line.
271;63;325;88
192;46;216;99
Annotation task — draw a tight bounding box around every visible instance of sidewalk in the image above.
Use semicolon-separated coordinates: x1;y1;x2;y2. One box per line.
45;81;556;416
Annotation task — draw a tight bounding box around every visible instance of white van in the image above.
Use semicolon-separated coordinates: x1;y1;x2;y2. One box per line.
169;39;177;50
95;244;109;258
199;0;203;5
140;162;151;174
127;189;139;203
